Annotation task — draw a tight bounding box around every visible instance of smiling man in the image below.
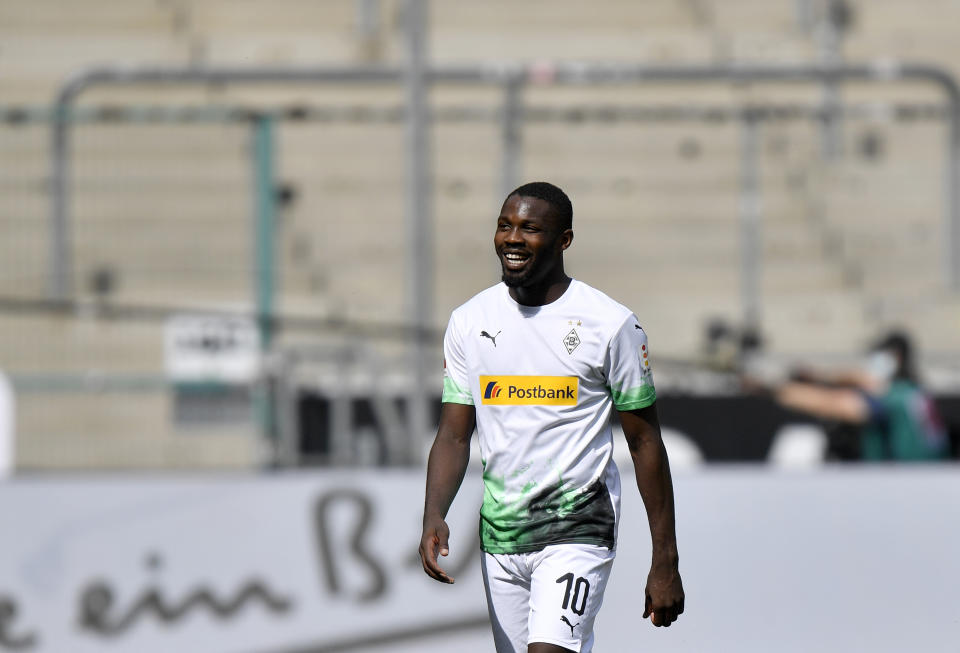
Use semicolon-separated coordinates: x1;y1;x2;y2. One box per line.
419;181;684;653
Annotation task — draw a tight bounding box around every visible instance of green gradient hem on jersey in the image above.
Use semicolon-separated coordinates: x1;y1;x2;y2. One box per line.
441;377;474;405
479;477;616;554
609;384;656;411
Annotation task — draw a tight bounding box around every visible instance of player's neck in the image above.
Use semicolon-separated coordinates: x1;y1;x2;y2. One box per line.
508;273;572;307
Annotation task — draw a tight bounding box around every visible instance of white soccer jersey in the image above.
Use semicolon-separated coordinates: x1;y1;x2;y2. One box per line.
442;280;656;554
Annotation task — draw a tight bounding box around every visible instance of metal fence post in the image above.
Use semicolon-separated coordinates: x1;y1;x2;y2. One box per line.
817;0;847;159
403;0;432;465
0;371;13;478
50;91;76;301
500;74;524;201
252;114;277;349
943;81;960;291
740;109;763;330
252;113;278;450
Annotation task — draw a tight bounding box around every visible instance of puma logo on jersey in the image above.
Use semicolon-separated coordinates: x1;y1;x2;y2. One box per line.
480;330;501;347
560;615;580;636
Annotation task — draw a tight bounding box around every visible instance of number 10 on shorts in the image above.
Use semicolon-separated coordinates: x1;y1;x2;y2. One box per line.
556;573;591;615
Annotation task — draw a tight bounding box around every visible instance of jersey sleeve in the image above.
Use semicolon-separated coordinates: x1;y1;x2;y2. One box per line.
441;311;474;405
604;314;657;411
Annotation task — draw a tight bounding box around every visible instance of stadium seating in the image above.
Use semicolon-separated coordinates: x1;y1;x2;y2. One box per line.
1;0;958;468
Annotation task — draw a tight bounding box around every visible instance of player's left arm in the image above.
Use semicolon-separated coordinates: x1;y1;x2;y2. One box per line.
620;403;685;628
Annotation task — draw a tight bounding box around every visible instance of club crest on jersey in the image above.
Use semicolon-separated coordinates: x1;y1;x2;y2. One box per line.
563;329;581;355
479;375;578;405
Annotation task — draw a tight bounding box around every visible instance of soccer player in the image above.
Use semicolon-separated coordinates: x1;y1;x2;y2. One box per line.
419;181;684;652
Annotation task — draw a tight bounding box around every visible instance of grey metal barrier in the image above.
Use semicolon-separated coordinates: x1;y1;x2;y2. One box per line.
45;60;960;465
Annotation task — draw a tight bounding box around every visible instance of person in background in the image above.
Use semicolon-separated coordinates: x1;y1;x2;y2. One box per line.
756;331;948;462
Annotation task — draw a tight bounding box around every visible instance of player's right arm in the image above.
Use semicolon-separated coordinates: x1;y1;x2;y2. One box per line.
419;401;476;584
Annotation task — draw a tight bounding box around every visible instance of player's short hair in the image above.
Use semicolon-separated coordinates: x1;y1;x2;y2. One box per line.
507;181;573;231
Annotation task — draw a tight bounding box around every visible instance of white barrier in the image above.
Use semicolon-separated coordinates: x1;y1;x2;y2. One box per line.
0;467;957;653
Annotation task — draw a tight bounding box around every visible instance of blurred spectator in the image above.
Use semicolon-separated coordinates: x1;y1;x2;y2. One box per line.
747;331;949;462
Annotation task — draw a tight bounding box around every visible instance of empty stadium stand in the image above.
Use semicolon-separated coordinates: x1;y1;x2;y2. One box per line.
1;0;957;468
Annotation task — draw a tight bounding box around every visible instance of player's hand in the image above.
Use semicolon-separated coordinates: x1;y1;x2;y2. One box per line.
643;560;684;627
419;516;455;584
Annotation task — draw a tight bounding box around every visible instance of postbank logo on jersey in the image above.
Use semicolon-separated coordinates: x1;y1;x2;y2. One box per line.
479;375;578;405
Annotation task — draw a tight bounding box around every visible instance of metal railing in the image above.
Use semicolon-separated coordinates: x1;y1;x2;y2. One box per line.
39;59;960;465
50;61;960;301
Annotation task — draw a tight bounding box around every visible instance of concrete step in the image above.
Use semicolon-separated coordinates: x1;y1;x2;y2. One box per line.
188;0;354;34
15;392;260;470
0;0;177;33
0;314;163;373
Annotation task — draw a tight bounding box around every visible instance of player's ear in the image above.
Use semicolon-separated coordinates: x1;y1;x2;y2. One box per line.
559;228;573;251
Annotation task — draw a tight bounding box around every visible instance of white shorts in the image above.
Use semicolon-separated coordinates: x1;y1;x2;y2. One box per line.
481;543;615;653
